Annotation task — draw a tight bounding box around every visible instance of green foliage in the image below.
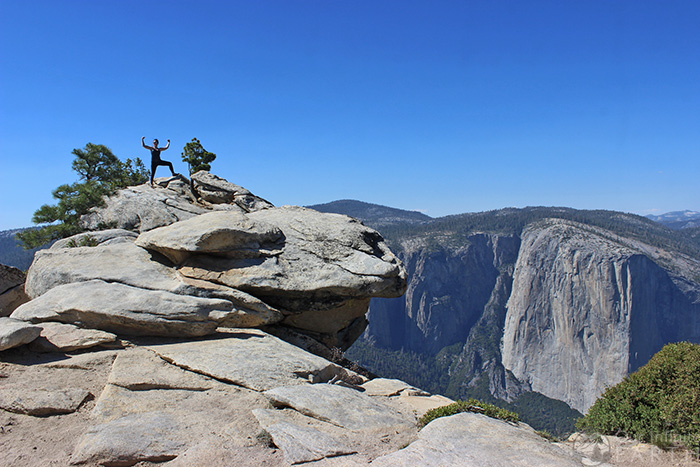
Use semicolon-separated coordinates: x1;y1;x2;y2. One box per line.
345;339;453;394
536;430;559;442
181;138;216;174
419;398;521;428
16;143;149;249
509;391;582;438
66;234;99;248
577;342;700;451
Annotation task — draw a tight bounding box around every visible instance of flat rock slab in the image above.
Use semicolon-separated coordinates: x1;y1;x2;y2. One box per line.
70;411;186;466
29;322;117;352
361;378;426;397
0;385;90;416
81;378;270;465
147;329;345;391
107;347;215;391
44;350;119;369
0;317;41;351
12;280;230;337
371;412;583;467
264;383;414;431
253;408;355;464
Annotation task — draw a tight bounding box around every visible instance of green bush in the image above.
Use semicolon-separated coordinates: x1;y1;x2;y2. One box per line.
419;398;521;428
577;342;700;451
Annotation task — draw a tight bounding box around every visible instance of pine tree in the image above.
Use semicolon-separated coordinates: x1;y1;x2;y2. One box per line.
181;138;217;175
17;143;149;249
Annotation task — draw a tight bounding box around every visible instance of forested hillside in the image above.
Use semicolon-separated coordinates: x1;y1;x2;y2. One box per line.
0;229;40;270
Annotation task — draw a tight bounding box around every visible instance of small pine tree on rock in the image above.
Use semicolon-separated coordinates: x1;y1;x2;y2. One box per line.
181;138;217;175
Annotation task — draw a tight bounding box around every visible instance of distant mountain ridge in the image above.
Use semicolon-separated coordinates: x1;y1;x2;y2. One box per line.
0;228;40;270
307;200;431;228
646;210;700;230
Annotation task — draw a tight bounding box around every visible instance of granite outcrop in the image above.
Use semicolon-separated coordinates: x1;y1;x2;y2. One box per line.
11;171;407;351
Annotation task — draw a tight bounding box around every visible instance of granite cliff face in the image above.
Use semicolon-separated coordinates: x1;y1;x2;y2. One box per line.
335;205;700;418
502;219;700;412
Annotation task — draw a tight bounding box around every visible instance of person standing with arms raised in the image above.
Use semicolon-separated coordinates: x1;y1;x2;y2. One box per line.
142;136;176;186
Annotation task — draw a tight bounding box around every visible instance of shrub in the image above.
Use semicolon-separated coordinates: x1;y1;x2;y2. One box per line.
577;342;700;452
419;398;521;428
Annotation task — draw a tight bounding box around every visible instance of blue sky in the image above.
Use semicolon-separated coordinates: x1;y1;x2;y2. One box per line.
1;1;698;230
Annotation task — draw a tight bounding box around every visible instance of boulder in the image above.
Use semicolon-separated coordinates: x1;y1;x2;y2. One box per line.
11;280;229;337
191;170;274;212
28;322;117;353
147;329;357;391
135;210;284;264
180;206;407;301
0;385;90;416
371;412;583;466
80;180;208;233
177;206;407;346
0;264;29;317
75;355;272;466
263;383;414;431
0;317;41;351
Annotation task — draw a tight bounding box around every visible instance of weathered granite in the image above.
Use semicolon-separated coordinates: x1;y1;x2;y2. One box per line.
0;264;29;317
29;322;117;352
107;347;215;391
70;412;186;466
147;330;354;391
80;179;208;233
135;210;283;264
50;229;138;249
263;383;414;431
191;170;274;212
12;280;229;337
371;412;583;466
0;385;90;416
0;317;41;351
253;408;355;464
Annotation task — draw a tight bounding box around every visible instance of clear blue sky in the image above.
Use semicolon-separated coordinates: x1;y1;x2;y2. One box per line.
1;0;698;230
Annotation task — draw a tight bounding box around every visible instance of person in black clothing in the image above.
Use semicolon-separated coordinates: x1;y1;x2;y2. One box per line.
142;136;175;186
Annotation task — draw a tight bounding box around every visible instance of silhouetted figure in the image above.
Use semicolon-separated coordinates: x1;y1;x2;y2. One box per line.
142;137;175;186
